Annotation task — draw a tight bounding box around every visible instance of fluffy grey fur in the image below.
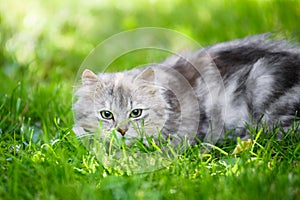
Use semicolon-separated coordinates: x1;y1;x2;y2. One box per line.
73;35;300;145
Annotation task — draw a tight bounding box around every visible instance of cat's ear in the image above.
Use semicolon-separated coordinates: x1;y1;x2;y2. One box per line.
135;67;155;82
82;69;99;85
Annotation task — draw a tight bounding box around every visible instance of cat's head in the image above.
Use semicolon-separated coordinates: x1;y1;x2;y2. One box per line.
73;67;177;145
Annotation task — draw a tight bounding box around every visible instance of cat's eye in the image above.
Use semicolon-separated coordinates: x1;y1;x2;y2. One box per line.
100;110;114;120
129;109;143;118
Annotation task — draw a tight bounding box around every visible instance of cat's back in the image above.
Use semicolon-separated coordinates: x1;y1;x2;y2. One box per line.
167;35;300;134
206;35;300;130
205;35;300;77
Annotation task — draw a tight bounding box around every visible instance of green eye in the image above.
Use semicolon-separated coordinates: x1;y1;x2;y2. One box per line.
100;110;114;120
129;109;143;118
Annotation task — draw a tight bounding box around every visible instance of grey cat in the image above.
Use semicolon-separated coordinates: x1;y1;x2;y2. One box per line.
73;35;300;146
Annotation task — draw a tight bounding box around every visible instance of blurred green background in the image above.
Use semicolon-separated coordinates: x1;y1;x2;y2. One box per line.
1;0;300;136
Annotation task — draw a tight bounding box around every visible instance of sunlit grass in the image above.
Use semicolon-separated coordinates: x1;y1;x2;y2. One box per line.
1;110;299;199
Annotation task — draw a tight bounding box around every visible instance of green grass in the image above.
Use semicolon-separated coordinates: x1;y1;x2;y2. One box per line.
1;0;300;199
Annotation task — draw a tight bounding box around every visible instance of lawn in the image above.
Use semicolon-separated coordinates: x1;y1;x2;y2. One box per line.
1;0;300;199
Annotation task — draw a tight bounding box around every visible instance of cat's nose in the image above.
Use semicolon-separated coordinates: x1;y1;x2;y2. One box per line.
117;127;128;136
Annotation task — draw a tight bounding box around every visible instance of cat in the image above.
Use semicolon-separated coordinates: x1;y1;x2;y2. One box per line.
73;34;300;147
